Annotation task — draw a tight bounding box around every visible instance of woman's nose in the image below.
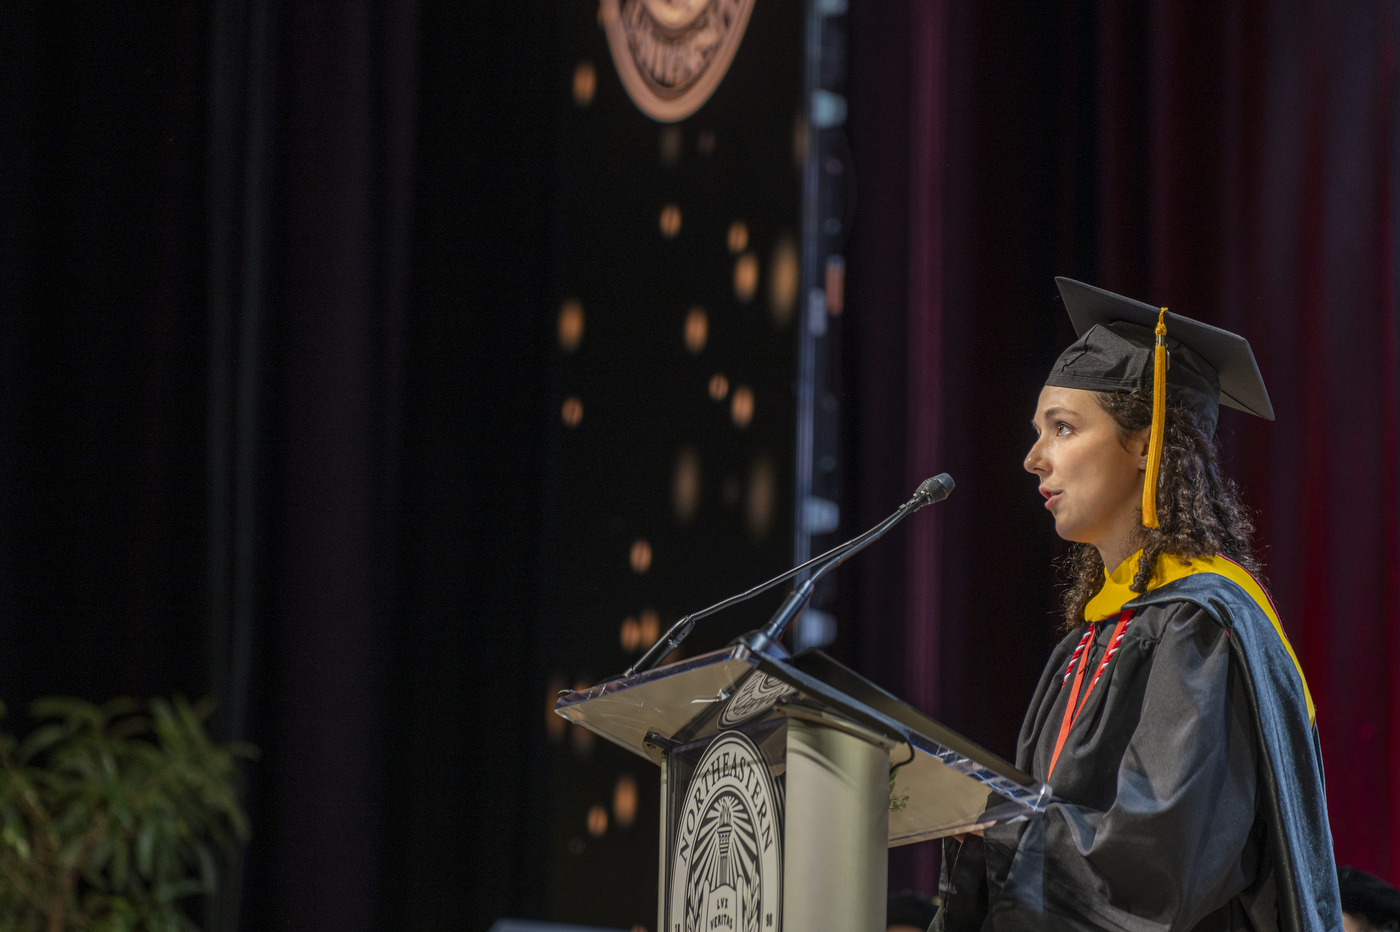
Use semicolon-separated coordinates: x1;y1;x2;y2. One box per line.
1024;440;1045;475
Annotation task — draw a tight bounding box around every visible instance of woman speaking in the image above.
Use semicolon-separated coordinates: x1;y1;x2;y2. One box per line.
936;279;1343;932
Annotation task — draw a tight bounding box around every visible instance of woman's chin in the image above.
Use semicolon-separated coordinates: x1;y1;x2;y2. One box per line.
1051;516;1088;544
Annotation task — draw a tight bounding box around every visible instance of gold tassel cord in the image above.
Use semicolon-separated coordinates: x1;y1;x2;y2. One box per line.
1142;308;1168;528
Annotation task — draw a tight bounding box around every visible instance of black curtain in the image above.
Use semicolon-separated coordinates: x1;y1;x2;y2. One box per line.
379;2;555;927
207;0;417;928
1;1;558;929
0;3;210;709
207;0;558;929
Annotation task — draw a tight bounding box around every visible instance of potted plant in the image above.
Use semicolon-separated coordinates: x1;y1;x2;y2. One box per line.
0;697;253;932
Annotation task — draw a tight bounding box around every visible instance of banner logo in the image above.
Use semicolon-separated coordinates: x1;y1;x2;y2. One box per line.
601;0;757;122
670;731;781;932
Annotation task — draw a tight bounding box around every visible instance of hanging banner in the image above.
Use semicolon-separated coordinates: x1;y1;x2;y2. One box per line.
601;0;758;123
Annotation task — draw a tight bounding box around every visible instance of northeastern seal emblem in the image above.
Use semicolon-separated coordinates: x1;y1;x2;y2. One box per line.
669;731;781;932
718;672;798;728
601;0;758;122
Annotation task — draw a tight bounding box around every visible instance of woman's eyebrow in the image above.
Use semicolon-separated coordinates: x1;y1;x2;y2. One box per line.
1040;405;1079;421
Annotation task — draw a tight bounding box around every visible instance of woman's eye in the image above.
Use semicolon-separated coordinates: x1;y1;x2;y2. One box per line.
1055;422;1071;436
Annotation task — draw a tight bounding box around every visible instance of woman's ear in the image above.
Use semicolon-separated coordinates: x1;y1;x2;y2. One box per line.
1133;428;1151;459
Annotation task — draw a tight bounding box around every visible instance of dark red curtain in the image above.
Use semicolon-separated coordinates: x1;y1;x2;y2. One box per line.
847;0;1400;892
1101;0;1400;882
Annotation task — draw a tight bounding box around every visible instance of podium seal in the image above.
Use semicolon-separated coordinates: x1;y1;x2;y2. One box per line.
718;672;798;728
670;730;781;932
600;0;757;122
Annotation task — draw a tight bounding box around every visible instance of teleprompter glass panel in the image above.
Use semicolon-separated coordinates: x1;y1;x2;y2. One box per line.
556;645;1053;844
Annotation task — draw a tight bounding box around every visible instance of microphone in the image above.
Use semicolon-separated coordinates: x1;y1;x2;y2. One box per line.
913;473;955;506
623;473;955;677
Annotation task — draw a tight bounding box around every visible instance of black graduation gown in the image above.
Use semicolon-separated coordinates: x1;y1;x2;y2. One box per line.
936;573;1342;932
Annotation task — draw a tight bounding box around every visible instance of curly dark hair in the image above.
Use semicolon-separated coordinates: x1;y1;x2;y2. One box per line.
1059;388;1263;628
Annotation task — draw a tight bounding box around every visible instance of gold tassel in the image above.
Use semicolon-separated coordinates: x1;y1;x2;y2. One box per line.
1142;308;1168;528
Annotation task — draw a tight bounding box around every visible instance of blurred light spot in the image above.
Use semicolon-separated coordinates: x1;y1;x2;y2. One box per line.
747;456;775;538
769;237;799;324
659;126;682;165
731;385;754;428
793;112;809;167
570;680;594;755
561;396;584;427
673;447;701;522
708;373;730;400
546;675;567;742
572;62;597;107
808;289;828;337
639;608;660;648
697;129;716;156
795;607;837;652
558;298;585;351
684;307;708;353
614;774;639;828
734;253;758;302
803;496;839;534
811;89;847;127
631;927;648;932
630;539;652;573
587;804;609;837
620;616;640;653
659;204;682;238
825;255;845;315
571;720;594;756
727;221;748;254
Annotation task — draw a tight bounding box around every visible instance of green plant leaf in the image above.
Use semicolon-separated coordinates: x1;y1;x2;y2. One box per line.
0;695;253;932
110;835;130;891
136;821;156;879
17;724;67;765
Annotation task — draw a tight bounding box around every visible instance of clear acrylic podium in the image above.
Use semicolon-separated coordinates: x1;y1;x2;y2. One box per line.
555;643;1051;932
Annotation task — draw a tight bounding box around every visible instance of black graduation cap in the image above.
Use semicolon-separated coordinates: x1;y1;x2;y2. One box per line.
1044;277;1274;528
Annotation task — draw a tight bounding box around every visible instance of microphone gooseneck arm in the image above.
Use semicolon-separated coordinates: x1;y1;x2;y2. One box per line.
624;522;878;678
741;474;948;657
624;473;954;677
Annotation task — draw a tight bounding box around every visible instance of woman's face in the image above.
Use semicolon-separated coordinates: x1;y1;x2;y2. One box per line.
1024;386;1148;558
